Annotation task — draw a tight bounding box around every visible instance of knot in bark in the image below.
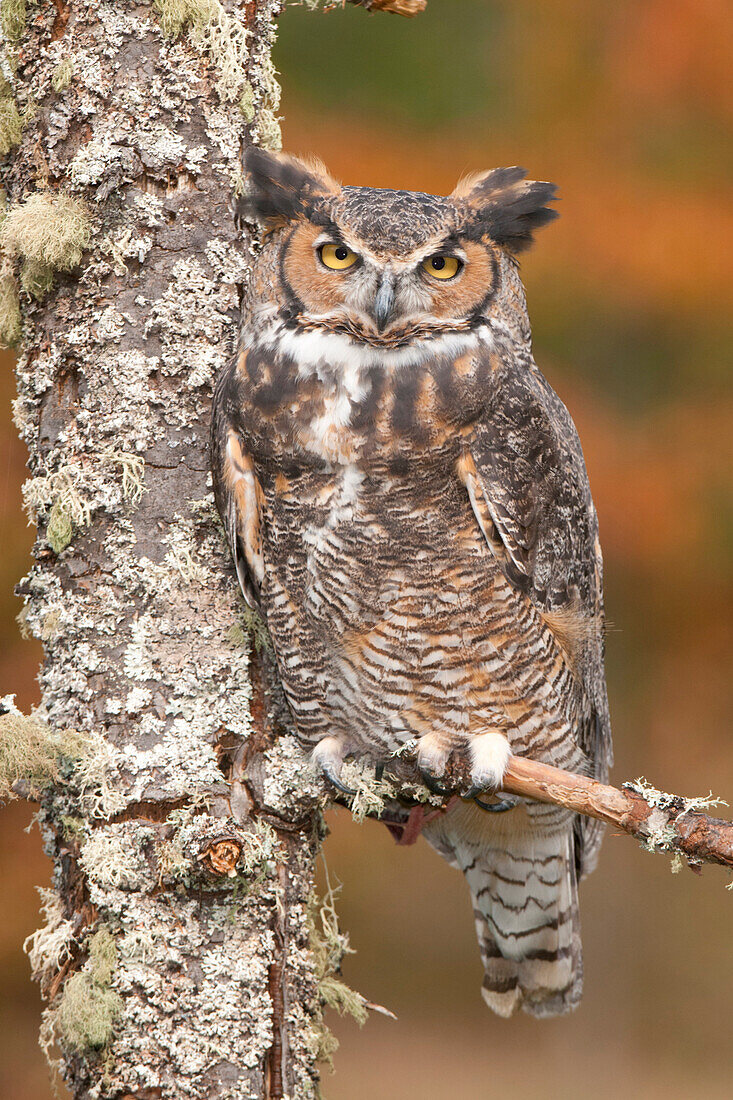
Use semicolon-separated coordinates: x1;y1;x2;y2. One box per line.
198;836;243;877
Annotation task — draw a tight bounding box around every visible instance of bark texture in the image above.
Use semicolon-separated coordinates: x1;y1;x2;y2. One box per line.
3;3;336;1097
501;756;733;872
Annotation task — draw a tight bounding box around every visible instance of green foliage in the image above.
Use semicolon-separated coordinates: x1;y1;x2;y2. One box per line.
0;191;91;300
57;927;123;1053
276;0;508;128
0;712;88;801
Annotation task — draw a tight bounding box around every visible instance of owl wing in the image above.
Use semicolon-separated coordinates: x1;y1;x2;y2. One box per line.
211;358;265;609
459;348;612;873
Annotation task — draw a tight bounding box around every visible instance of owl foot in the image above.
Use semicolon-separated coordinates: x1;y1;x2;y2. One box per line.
416;734;453;796
417;731;511;800
312;737;356;796
467;731;511;793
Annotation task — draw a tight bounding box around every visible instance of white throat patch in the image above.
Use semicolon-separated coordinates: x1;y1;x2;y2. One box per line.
254;318;491;372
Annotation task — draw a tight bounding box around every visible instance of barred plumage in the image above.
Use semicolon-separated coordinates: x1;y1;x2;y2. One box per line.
212;149;612;1016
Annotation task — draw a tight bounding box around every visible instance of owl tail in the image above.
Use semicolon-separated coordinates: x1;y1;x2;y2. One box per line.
422;800;582;1017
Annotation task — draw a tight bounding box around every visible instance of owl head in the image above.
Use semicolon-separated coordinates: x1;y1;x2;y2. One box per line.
241;148;558;348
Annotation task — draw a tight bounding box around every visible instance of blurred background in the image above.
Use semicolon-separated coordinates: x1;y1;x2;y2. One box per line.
2;0;732;1096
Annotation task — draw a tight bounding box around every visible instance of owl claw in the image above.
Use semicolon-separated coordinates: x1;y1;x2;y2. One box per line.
419;768;452;797
472;795;518;814
375;762;385;781
312;737;356;796
321;763;357;796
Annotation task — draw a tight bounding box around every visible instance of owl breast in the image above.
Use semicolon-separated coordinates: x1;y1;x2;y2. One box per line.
234;330;496;471
231;337;582;776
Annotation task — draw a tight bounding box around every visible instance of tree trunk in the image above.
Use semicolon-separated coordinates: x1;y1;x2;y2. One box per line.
2;2;337;1097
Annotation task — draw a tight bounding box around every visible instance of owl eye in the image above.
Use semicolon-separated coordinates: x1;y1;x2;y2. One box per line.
422;254;461;280
319;242;358;271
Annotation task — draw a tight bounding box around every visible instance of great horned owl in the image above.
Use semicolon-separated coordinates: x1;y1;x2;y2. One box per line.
212;148;612;1018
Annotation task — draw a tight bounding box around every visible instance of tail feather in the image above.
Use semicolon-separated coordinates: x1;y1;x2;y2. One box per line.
423;800;582;1017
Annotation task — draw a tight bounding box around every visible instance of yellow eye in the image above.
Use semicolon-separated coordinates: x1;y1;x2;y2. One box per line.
319;242;358;271
422;254;461;280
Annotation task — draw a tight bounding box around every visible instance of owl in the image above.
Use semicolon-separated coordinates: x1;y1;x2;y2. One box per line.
212;148;612;1018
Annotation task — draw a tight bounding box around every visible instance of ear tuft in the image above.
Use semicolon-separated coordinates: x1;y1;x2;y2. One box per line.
240;148;339;229
452;167;559;253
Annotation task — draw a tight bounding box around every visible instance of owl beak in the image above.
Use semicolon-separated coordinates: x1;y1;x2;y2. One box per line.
373;272;396;331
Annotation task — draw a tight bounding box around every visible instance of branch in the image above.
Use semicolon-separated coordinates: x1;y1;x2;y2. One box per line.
502;755;733;872
346;0;426;16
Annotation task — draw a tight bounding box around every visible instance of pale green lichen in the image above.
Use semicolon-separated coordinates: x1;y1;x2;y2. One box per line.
101;450;146;507
15;602;31;638
307;874;375;1068
56;927;123;1053
23;463;90;550
227;605;271;653
39;608;61;641
51;57;74;92
164;514;207;582
24;451;145;553
0;706;89;801
24;887;76;984
253;55;282;150
79;830;144;890
157;838;192;884
71;733;126;820
0;0;30;44
629;777;729;815
46;499;74;553
156;799;206;885
237;818;280;876
255;107;282;152
0;75;23;155
225;622;247;648
339;761;395;824
0;702;124;816
0;267;21;346
626;777;728;868
154;0;251;103
0;191;91;299
60;815;87;841
239;80;255;122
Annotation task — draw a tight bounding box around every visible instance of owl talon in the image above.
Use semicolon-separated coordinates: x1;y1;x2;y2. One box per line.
419;768;452;797
312;737;356;796
320;762;357;797
472;795;518;813
375;763;385;781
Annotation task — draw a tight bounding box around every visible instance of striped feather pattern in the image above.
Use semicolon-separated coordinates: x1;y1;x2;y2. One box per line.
211;202;612;1017
424;801;582;1016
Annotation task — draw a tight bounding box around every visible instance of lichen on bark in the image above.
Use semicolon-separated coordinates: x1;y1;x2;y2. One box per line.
3;2;335;1097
